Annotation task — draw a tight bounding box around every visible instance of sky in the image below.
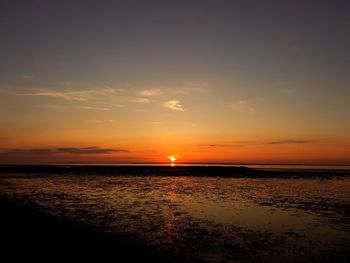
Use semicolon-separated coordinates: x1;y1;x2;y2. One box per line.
0;0;349;164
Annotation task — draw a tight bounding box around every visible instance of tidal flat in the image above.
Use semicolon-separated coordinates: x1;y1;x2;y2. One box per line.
0;166;349;262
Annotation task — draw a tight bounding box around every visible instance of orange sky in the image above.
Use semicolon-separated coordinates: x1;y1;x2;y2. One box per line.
0;80;349;164
0;1;350;164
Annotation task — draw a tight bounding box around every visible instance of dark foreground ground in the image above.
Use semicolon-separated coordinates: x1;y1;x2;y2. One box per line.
0;198;181;262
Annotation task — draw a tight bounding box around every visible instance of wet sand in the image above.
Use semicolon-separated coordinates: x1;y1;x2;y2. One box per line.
0;198;178;262
1;165;349;262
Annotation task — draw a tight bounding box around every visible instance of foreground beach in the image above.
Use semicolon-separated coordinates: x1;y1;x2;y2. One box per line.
1;165;349;262
0;198;176;262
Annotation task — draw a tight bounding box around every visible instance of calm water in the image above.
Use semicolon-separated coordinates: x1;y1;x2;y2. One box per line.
0;172;349;262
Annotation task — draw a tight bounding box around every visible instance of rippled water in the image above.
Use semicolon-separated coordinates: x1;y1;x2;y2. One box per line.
1;173;349;262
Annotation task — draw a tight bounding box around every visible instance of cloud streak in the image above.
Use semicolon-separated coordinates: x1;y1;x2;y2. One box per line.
162;100;185;111
203;139;315;148
0;146;128;155
56;147;127;154
79;106;110;111
137;89;163;97
265;139;315;145
19;87;116;102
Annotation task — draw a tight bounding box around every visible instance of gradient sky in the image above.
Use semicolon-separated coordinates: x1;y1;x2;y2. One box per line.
0;0;349;164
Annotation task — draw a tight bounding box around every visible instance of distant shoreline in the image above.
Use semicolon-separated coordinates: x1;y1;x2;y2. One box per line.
0;164;349;178
2;162;350;167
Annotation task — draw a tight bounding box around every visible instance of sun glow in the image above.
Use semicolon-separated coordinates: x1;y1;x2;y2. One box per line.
168;156;177;163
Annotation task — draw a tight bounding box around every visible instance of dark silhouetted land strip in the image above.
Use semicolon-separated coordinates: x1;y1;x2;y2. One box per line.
0;165;349;178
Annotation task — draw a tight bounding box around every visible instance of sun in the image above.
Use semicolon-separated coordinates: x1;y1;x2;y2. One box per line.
168;156;176;162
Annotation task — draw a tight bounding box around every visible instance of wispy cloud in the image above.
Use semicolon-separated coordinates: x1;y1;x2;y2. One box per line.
131;97;151;103
266;139;314;145
79;106;110;111
134;82;210;97
162;100;185;111
56;146;127;154
202;144;237;148
23;91;88;101
203;139;315;148
137;88;163;97
0;146;128;155
19;87;116;102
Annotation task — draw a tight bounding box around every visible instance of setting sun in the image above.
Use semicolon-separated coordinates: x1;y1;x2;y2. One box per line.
168;156;177;163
